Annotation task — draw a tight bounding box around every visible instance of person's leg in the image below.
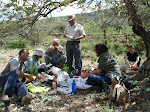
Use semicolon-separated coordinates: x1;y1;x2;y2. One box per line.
13;80;32;105
14;80;28;97
57;55;66;68
44;55;51;65
86;74;112;86
66;42;74;71
0;73;10;89
4;70;20;97
73;42;82;74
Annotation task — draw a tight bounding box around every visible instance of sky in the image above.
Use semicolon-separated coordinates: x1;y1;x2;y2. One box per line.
1;0;106;19
51;1;107;17
51;2;98;17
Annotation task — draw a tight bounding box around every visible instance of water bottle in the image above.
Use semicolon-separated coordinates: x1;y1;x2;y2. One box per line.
72;80;76;95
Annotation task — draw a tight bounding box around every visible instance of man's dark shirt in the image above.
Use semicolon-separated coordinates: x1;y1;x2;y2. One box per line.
126;51;139;62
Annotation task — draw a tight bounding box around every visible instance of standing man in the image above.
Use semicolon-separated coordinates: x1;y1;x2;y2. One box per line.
44;39;66;68
63;15;86;75
0;49;36;105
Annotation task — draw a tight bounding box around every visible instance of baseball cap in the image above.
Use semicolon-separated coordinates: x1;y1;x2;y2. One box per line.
68;15;75;21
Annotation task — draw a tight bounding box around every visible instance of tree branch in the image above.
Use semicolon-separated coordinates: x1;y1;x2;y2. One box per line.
29;0;78;28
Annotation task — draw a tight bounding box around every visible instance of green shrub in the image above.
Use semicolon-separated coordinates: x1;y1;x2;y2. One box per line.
61;64;70;73
6;40;26;48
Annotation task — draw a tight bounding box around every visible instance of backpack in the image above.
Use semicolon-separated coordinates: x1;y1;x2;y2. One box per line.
109;77;130;106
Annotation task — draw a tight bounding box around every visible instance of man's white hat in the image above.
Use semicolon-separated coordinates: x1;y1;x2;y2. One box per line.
34;48;43;56
68;15;75;21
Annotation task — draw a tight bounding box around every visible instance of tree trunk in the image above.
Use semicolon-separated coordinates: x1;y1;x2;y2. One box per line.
124;0;150;75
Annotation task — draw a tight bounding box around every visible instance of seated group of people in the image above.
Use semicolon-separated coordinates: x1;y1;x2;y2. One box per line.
0;42;141;105
25;38;66;76
0;38;66;105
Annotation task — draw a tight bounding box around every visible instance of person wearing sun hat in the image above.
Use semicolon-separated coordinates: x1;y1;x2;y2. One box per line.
25;48;46;76
63;14;86;75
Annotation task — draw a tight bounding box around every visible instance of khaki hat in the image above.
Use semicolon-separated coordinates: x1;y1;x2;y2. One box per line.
68;15;75;21
34;48;43;56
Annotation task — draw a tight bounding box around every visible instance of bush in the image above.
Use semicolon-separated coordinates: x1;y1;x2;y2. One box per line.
61;64;70;73
6;40;26;48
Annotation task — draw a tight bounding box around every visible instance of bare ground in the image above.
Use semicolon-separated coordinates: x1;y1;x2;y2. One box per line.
0;49;150;112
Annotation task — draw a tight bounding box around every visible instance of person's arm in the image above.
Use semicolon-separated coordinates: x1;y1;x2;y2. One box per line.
63;34;73;40
133;56;139;66
46;46;55;54
17;69;36;81
55;46;63;54
81;68;101;79
71;35;86;41
125;55;131;67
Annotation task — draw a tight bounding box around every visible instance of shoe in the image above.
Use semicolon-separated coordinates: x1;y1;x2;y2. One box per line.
71;70;80;76
0;95;11;103
21;92;32;105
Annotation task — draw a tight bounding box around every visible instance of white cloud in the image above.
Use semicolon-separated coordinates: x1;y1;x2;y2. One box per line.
51;6;84;17
51;2;98;17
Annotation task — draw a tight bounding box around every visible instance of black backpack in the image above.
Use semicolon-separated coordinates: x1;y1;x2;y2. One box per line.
120;76;136;90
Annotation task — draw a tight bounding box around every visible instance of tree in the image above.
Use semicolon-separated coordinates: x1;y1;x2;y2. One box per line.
93;0;150;74
1;0;150;74
123;0;150;74
0;0;79;39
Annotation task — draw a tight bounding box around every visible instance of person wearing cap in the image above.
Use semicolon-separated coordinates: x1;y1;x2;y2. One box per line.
0;49;36;105
44;39;66;68
125;45;141;70
25;48;46;76
63;15;86;75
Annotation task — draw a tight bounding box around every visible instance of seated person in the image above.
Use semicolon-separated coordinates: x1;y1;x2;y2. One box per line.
0;49;36;105
44;39;66;68
125;45;141;70
25;48;46;76
81;44;121;92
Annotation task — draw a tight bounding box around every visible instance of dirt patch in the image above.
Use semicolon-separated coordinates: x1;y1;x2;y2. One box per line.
0;49;150;112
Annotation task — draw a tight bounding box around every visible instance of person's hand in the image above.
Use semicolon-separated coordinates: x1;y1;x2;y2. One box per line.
71;37;78;41
50;46;55;50
129;64;131;68
81;73;89;79
55;46;59;50
28;74;36;81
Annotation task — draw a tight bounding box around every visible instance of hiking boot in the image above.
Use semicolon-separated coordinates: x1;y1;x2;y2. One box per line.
0;95;11;103
21;92;32;105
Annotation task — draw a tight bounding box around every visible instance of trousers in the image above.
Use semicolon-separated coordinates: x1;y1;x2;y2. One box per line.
0;70;28;97
66;41;82;73
86;74;112;86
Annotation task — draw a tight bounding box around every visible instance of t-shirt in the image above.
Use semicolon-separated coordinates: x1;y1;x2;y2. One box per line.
98;52;121;75
64;22;86;41
126;51;139;62
45;45;65;61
